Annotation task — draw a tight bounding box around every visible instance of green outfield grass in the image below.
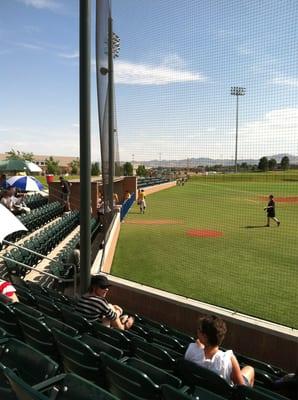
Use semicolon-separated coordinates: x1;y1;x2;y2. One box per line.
112;171;298;328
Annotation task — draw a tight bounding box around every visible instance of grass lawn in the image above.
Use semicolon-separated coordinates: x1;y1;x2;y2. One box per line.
112;171;298;328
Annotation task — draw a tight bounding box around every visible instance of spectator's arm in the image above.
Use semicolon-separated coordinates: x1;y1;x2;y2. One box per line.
231;355;245;385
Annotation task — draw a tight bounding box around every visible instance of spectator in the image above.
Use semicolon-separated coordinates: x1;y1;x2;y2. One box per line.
0;174;7;190
59;176;71;212
124;191;131;200
1;188;30;214
185;315;255;387
75;275;128;330
113;193;119;206
0;278;19;303
0;190;11;210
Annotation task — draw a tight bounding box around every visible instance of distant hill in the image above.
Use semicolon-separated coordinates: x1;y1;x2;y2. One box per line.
131;154;298;168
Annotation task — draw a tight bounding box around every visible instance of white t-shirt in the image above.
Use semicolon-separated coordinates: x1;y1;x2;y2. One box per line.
185;343;234;386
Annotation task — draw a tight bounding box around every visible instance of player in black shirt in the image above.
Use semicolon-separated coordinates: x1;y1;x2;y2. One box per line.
264;194;280;227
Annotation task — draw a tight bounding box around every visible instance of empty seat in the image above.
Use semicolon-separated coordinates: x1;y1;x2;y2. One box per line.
101;352;161;400
150;331;186;354
124;357;182;389
0;338;59;399
52;329;106;386
0;302;23;338
235;384;290;400
60;306;93;333
14;307;60;360
92;321;132;354
131;336;177;372
4;369;119;400
161;384;227;400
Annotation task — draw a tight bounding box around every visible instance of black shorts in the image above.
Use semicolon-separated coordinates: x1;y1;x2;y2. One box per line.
267;210;275;218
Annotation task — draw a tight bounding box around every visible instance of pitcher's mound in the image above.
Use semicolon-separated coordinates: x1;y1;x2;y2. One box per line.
187;229;223;238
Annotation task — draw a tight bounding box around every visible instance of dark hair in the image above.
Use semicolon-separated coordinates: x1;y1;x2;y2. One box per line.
197;315;227;346
269;194;274;199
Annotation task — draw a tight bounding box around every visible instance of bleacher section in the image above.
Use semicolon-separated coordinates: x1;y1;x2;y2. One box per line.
3;211;80;277
24;193;48;210
0;280;292;400
137;177;170;189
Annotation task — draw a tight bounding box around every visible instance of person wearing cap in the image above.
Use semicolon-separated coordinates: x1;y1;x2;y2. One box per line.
75;275;124;329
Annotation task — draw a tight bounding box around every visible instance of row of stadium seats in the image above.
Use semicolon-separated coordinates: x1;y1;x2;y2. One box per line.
18;201;64;232
48;216;99;279
3;211;80;277
137;177;170;189
24;193;48;209
4;200;63;243
0;281;289;400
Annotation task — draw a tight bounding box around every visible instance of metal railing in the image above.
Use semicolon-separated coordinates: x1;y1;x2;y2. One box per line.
0;240;78;296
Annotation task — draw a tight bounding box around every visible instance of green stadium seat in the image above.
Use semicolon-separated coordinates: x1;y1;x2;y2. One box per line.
12;301;43;319
14;307;60;360
60;306;93;333
81;333;124;360
0;338;59;399
176;358;234;399
150;331;186;354
4;369;119;400
235;384;290;400
161;384;227;400
0;301;23;338
130;336;177;372
14;285;37;306
34;294;63;319
124;357;182;388
101;352;161;400
235;353;287;378
43;315;78;337
92;321;132;354
52;329;106;386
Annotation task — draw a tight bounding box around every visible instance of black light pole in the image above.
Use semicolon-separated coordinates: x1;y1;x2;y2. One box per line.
79;0;91;294
231;86;246;173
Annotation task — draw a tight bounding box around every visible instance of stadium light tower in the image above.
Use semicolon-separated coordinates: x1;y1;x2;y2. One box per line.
231;86;246;173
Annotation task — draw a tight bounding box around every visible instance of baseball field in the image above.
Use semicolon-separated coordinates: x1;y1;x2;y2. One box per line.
111;172;298;328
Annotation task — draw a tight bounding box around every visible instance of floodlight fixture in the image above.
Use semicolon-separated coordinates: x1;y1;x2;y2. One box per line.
231;86;246;173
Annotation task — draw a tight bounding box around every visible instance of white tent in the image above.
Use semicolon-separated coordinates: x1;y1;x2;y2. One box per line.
0;204;27;243
25;161;42;173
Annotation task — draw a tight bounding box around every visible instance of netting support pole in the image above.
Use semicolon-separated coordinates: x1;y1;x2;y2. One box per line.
108;16;115;213
79;0;91;294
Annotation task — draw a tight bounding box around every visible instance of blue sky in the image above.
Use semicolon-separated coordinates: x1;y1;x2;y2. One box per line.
0;0;297;162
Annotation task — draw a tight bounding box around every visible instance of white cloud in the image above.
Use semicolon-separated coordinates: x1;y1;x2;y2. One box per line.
114;59;206;86
238;108;298;158
59;51;79;59
17;0;60;11
15;42;43;50
271;76;298;88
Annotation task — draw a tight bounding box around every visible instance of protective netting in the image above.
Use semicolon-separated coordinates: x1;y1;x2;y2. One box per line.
111;0;298;328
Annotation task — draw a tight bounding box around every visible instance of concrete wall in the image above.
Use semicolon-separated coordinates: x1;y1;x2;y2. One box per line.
91;214;121;274
107;275;298;372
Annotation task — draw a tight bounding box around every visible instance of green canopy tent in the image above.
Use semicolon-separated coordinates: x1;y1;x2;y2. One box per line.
0;159;41;174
